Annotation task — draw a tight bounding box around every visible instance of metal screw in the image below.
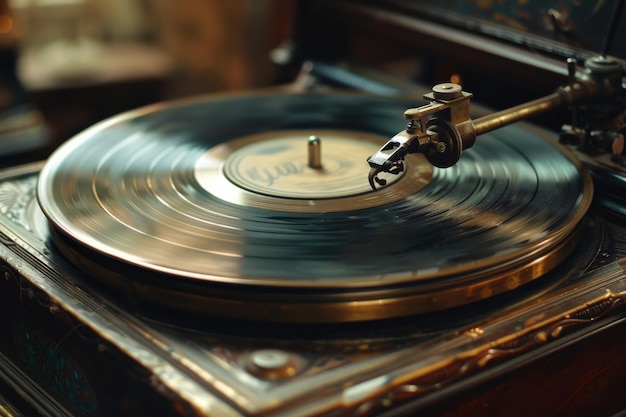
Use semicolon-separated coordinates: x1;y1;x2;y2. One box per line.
406;120;419;133
245;349;301;380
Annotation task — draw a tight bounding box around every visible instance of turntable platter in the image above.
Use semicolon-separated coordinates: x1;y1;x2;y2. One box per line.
37;92;593;322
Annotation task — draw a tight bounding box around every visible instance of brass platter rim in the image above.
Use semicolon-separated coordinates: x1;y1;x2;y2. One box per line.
49;219;584;322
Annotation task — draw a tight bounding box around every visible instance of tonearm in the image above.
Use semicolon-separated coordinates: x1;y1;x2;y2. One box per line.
367;56;625;190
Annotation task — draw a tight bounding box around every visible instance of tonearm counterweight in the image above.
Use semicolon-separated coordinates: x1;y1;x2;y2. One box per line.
367;56;625;190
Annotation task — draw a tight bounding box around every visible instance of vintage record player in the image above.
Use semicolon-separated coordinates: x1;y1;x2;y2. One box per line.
2;1;626;416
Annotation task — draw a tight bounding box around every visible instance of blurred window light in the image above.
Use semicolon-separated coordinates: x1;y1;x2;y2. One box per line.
10;0;86;8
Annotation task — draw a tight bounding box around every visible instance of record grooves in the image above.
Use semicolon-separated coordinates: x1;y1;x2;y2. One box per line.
37;92;594;322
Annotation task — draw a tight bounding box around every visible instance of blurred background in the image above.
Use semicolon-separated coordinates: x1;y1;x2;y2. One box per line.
0;0;295;161
2;0;625;165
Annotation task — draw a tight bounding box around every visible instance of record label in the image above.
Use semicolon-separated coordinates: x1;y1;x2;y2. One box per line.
195;130;413;199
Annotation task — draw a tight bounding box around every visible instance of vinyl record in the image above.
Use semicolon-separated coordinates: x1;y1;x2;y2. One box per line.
37;92;593;322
